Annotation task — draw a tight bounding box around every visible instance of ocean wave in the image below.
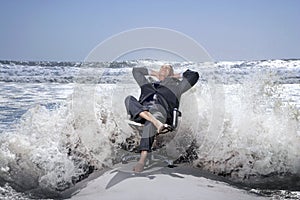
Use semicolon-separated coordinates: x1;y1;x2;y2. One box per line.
0;59;300;84
0;59;300;198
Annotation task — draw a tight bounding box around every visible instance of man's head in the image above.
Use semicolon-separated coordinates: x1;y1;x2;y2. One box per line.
158;64;174;81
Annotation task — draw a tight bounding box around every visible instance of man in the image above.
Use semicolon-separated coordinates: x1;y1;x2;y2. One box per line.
125;64;199;172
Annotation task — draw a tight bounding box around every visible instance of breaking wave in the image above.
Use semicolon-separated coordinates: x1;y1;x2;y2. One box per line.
0;59;300;198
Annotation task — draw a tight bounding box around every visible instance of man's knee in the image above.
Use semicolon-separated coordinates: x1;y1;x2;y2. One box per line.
124;95;133;105
124;95;136;110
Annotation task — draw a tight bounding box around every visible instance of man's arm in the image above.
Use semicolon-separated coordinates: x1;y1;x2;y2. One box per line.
150;69;182;80
171;72;182;79
178;69;199;93
148;69;159;79
132;67;149;87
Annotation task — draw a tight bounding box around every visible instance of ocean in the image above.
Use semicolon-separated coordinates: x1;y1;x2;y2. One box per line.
0;59;299;199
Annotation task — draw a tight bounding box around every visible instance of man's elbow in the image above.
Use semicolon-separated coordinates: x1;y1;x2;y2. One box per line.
184;70;199;85
132;67;148;76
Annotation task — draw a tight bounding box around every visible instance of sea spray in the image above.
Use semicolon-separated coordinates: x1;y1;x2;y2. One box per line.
0;59;300;198
0;102;114;195
194;69;300;186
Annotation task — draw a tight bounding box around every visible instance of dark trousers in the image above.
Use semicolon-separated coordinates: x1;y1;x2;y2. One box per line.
124;95;167;151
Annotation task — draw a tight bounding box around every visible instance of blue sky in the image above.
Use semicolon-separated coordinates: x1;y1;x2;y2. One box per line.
0;0;299;61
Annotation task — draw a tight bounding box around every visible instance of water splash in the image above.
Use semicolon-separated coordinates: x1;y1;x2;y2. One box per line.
194;70;300;187
1;59;300;198
0;102;115;197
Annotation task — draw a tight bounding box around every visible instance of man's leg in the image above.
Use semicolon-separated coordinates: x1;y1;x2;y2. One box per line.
138;110;164;131
125;95;166;132
133;106;167;172
133;150;148;172
133;120;155;172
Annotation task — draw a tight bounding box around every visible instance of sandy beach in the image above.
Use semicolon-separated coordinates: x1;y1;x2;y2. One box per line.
68;164;266;200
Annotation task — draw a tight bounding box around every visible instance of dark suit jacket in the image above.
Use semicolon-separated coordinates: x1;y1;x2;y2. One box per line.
132;67;199;124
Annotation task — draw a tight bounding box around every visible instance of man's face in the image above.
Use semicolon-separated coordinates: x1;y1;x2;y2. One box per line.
158;65;172;81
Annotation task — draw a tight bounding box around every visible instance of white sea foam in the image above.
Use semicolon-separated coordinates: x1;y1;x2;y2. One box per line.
194;71;300;180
